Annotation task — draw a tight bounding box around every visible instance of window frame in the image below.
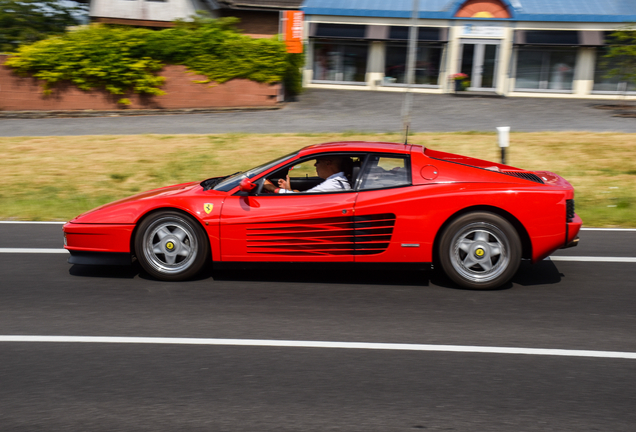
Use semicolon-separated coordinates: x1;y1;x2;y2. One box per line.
311;40;370;85
214;151;299;192
356;153;412;192
513;47;577;93
382;41;444;88
250;152;367;196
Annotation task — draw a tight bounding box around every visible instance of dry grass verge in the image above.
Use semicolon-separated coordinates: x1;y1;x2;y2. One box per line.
1;132;634;227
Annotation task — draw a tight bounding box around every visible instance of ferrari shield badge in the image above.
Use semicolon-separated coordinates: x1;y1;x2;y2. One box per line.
204;203;213;214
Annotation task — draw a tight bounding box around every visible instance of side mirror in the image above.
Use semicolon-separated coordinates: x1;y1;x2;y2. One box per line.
239;177;257;192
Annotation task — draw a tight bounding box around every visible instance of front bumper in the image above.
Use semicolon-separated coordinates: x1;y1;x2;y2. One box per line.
63;222;135;253
68;250;133;266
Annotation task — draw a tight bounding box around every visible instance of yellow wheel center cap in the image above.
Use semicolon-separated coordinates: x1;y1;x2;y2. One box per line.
475;248;485;258
165;241;175;252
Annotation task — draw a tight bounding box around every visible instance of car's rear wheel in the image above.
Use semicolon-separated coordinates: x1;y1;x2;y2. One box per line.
439;212;521;289
135;210;209;281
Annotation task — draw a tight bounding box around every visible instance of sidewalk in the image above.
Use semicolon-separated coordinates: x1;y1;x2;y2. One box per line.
0;89;634;136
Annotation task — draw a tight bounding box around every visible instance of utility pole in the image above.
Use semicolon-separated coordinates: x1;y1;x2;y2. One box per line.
401;0;419;143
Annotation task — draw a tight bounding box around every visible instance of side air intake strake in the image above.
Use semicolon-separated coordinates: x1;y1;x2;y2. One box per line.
501;171;545;184
246;213;396;256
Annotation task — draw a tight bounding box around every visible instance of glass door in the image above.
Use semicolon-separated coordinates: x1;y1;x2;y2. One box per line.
459;40;500;90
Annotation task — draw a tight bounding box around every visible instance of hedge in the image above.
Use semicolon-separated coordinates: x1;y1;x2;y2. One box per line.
5;17;302;99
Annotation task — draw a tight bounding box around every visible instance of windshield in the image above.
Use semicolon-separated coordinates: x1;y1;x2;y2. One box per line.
213;150;299;192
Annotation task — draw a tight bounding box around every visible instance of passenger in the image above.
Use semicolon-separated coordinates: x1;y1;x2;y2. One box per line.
263;156;351;194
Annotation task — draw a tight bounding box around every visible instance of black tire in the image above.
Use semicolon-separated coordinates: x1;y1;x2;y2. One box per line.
134;210;209;281
438;212;521;289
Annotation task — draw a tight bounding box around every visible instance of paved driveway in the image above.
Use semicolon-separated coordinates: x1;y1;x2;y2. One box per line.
0;89;634;136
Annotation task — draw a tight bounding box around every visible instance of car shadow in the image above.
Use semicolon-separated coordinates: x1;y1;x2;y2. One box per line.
69;263;141;279
69;262;214;282
68;259;563;289
410;259;563;291
512;259;563;286
69;262;430;286
210;268;430;287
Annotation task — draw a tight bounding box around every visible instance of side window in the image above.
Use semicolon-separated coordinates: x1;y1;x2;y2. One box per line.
259;154;363;194
359;155;410;190
288;159;320;179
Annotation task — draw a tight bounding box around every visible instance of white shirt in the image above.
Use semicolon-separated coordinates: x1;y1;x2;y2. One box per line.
277;172;351;193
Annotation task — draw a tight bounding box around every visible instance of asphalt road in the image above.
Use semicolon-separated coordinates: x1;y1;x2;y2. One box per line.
1;224;635;431
1;89;635;136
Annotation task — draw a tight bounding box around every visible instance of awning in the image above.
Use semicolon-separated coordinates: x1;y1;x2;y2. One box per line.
514;30;605;46
309;23;448;42
386;26;449;42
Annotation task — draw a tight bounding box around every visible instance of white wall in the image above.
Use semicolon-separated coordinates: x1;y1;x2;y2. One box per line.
90;0;216;22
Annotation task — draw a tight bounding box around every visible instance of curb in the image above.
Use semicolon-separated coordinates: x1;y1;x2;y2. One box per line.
452;91;505;98
0;105;284;119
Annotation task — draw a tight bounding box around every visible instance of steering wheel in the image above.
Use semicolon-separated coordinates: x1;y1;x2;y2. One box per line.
262;168;290;193
259;177;279;194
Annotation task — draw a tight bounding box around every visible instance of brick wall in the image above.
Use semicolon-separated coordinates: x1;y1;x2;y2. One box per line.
0;55;281;111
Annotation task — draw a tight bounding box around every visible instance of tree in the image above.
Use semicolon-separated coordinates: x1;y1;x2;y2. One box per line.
604;27;636;97
0;0;88;52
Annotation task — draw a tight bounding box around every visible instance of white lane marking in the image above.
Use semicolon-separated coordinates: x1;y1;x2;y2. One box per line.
548;256;636;263
581;228;636;232
0;221;66;224
0;248;68;254
0;336;635;360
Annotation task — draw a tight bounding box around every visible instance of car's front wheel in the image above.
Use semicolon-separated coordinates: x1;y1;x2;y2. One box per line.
134;210;209;281
439;212;521;289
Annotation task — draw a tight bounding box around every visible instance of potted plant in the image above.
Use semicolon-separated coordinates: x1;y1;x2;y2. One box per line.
451;73;470;92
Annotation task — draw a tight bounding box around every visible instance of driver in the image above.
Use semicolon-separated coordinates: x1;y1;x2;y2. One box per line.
263;156;351;194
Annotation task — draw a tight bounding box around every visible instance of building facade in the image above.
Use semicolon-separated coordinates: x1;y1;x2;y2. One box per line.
302;0;636;99
89;0;217;27
217;1;303;38
87;0;302;37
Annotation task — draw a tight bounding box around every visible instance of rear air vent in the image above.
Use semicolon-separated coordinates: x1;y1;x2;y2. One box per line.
352;213;396;255
566;199;575;222
501;171;545;184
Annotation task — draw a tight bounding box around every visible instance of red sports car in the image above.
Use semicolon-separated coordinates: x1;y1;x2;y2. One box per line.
63;141;581;289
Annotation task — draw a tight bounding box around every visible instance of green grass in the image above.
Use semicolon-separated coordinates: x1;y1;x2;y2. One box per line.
0;131;635;226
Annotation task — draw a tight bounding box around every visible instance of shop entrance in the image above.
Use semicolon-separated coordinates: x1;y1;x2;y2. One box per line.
459;40;500;90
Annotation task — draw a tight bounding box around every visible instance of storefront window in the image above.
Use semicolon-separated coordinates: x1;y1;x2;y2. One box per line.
515;49;576;91
384;43;442;86
592;48;636;93
313;42;369;83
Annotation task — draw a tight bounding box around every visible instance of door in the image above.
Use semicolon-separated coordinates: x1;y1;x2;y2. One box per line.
220;192;357;262
352;154;427;263
459;40;499;90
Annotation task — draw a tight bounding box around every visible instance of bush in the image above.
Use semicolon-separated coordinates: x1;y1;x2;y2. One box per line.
5;17;300;97
284;52;305;98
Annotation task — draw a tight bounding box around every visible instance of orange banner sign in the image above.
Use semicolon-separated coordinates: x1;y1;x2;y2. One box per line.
283;11;304;54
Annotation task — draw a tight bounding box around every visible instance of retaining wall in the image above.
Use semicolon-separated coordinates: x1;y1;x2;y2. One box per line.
0;55;281;111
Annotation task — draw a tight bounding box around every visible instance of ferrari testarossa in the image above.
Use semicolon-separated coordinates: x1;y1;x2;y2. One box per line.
63;141;581;289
